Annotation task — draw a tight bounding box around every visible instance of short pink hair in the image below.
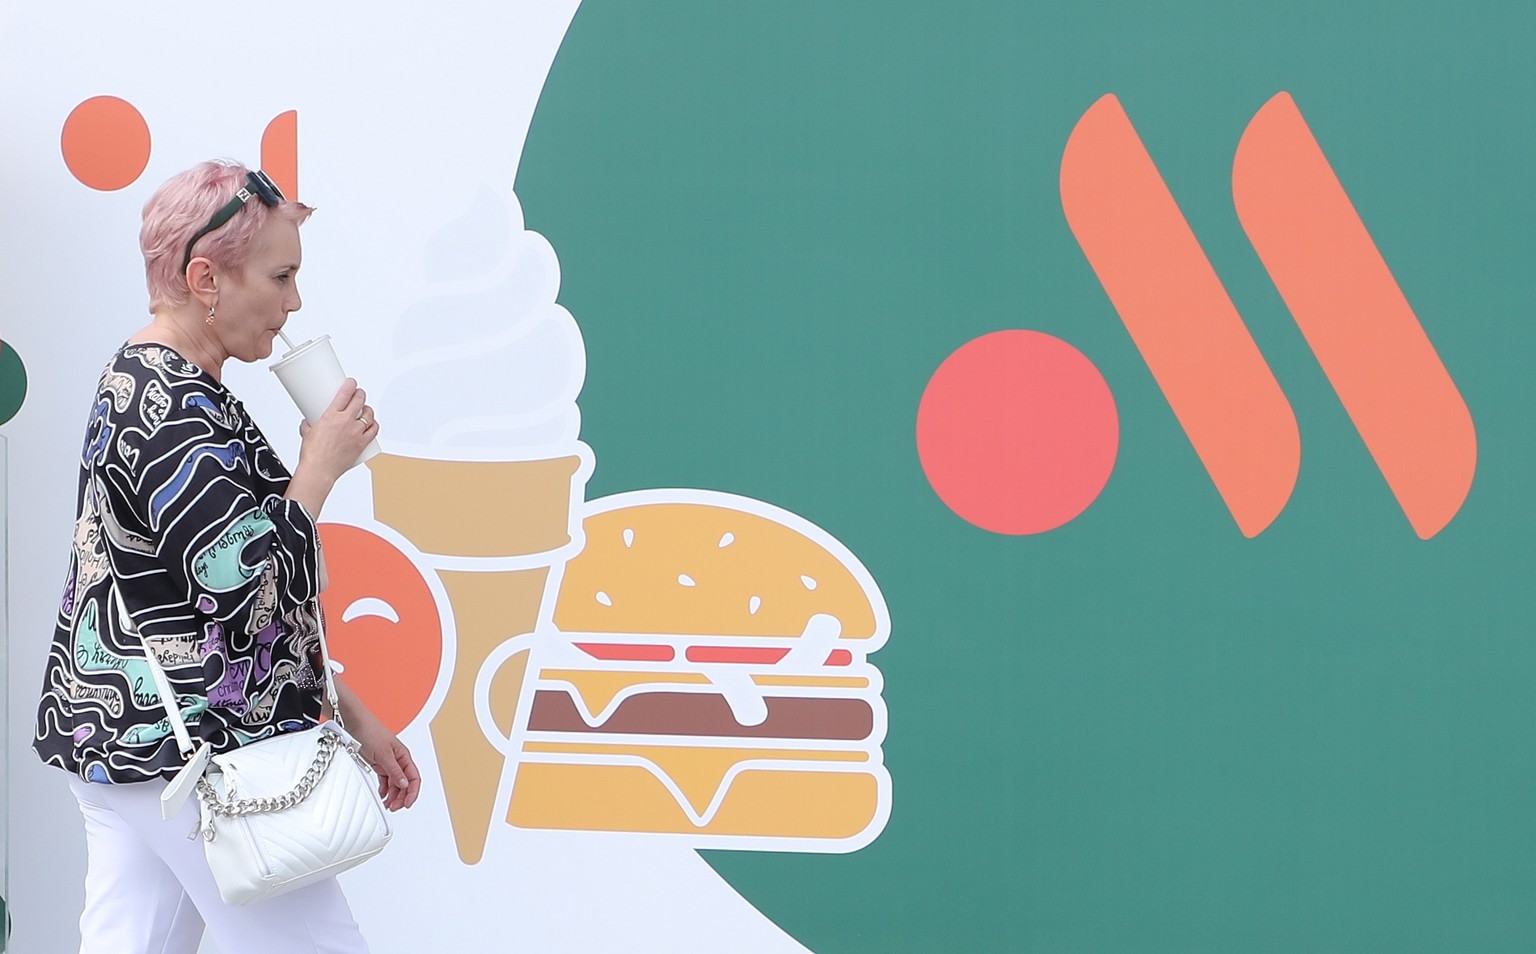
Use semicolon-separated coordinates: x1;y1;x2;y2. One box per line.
140;159;314;312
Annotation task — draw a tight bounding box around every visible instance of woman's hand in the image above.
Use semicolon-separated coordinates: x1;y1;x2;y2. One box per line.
357;722;421;812
285;379;378;517
300;378;376;481
335;676;421;812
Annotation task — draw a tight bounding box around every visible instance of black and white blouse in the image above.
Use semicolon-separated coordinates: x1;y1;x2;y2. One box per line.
35;343;327;784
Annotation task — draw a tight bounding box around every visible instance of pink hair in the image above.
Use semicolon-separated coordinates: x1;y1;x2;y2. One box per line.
140;159;314;312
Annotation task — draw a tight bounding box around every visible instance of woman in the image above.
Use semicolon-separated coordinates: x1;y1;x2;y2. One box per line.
32;159;419;954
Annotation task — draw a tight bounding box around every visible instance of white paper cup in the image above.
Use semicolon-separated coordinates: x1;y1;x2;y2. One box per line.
269;335;380;465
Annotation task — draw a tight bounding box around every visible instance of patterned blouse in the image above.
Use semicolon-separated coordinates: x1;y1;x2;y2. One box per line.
34;343;326;784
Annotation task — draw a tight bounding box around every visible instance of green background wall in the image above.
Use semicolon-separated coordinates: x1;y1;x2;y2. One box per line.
516;2;1534;949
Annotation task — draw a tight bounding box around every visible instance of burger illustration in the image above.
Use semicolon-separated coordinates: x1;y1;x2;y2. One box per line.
475;489;891;849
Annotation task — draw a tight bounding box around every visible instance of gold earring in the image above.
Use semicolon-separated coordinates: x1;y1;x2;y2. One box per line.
206;306;216;326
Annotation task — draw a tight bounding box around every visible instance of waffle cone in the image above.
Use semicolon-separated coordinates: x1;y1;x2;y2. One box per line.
368;452;585;864
369;453;583;557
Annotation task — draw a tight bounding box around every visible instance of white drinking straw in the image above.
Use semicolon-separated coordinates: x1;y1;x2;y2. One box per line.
278;331;297;351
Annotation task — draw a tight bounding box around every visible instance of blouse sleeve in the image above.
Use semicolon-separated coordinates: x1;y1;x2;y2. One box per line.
106;379;320;639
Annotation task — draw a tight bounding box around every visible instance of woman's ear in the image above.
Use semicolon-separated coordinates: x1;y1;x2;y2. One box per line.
185;257;219;309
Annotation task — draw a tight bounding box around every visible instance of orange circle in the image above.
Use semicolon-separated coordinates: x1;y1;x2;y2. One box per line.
61;96;151;191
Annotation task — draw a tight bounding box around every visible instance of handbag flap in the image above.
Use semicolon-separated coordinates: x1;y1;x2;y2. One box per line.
209;726;335;800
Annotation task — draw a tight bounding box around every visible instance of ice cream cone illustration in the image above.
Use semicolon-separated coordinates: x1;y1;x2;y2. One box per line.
370;449;591;863
372;186;590;863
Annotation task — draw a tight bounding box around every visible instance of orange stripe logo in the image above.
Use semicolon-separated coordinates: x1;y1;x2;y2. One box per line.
1060;92;1475;539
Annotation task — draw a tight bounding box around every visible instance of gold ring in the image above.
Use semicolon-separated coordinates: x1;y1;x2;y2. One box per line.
357;413;368;424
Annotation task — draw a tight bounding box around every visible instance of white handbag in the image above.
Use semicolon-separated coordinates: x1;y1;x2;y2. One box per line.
127;590;393;906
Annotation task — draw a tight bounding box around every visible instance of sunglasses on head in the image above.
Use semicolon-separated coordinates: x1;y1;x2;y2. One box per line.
180;170;285;273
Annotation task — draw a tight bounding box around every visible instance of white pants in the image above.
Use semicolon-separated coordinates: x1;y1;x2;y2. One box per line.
70;776;370;954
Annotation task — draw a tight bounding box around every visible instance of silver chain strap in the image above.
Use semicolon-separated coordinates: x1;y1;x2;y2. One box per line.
195;730;363;841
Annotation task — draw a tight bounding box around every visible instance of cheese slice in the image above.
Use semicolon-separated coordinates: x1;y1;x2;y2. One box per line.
538;667;873;725
752;674;869;689
538;669;711;721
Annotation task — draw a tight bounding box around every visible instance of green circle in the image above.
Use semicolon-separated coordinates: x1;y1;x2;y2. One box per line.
0;341;28;425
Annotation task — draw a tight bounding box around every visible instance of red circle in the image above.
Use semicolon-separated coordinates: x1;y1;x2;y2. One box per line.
318;523;443;734
917;330;1118;535
61;96;151;191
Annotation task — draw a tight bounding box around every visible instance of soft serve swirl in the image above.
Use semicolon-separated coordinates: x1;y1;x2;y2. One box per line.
379;186;585;456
